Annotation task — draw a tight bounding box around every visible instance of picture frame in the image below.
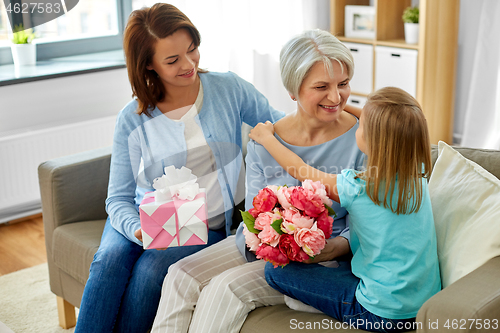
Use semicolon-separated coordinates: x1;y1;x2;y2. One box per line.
345;5;375;40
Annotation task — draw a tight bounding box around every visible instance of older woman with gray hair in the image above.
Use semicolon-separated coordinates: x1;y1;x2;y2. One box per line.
151;29;365;333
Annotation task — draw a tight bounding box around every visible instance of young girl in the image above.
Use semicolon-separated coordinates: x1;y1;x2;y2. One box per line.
249;86;441;332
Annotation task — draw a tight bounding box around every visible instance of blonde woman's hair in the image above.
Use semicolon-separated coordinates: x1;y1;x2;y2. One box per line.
362;87;432;215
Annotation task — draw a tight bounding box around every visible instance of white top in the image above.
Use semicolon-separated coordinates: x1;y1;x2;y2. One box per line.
165;82;225;229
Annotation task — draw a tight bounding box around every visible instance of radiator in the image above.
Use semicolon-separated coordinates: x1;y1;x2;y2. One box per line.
0;116;116;223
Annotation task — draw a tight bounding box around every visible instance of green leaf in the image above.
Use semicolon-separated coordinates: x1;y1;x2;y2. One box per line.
402;6;419;23
271;218;284;235
240;210;259;234
324;204;337;217
11;24;36;44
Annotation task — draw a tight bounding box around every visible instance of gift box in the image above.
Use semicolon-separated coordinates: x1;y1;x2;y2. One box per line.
139;166;208;249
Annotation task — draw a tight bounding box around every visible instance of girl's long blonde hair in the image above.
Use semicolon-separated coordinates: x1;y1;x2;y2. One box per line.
362;87;431;215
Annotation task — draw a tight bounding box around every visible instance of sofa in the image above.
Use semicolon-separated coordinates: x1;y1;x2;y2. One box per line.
39;144;500;332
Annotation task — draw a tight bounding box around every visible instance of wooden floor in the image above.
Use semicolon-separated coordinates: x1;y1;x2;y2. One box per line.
0;214;47;276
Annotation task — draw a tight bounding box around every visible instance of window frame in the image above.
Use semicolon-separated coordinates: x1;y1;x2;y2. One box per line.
0;0;132;66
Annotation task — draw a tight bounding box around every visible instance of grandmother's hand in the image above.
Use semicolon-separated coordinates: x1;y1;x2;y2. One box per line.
249;121;275;145
303;236;350;264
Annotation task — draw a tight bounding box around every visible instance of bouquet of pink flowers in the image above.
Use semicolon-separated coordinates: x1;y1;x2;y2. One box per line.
241;180;336;268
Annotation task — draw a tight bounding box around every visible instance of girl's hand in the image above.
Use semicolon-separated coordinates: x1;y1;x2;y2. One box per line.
249;121;275;145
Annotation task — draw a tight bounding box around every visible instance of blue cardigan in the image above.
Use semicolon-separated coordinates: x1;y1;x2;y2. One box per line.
106;71;284;245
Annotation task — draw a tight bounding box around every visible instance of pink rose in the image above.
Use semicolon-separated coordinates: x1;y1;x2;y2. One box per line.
266;185;279;195
294;223;326;256
254;210;281;231
277;186;294;209
278;234;310;262
256;243;290;268
281;221;298;234
249;208;260;218
253;188;278;213
316;210;334;239
302;179;332;206
289;187;325;217
243;225;261;252
254;212;273;231
281;208;314;229
258;224;280;247
271;207;283;220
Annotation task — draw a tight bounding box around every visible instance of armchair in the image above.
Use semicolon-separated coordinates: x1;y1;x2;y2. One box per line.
38;146;110;328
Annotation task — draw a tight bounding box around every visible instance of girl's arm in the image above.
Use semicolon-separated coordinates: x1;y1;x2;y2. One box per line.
343;104;362;119
249;121;340;203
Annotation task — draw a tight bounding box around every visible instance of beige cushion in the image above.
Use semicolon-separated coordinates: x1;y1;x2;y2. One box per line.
416;256;500;327
429;142;500;288
53;220;106;285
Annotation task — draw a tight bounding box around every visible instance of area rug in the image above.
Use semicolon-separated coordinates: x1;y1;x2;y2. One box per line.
0;264;77;333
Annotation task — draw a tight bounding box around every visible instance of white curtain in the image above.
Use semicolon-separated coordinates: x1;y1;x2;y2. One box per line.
456;0;500;149
131;0;330;114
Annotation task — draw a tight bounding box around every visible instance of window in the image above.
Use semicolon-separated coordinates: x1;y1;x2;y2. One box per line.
0;0;130;66
33;1;119;41
0;2;9;43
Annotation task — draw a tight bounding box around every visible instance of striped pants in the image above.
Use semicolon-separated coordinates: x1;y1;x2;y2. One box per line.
151;235;285;333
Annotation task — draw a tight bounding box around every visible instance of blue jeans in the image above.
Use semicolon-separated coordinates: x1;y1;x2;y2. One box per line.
265;261;415;333
75;218;225;333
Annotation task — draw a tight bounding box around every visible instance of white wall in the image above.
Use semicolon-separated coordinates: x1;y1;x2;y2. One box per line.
0;0;480;146
0;68;132;222
0;68;132;137
453;1;487;144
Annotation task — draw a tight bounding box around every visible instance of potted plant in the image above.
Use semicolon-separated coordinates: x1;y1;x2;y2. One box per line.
11;24;37;67
402;6;419;44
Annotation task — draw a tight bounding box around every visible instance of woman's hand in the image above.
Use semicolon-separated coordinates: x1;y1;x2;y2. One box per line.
135;228;167;250
302;236;350;264
249;121;275;145
134;228;143;242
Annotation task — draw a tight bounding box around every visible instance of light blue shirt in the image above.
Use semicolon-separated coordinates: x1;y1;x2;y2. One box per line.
236;117;366;261
337;169;441;319
106;71;284;245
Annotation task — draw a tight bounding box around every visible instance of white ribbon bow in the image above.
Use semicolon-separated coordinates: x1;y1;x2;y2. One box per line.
153;166;200;202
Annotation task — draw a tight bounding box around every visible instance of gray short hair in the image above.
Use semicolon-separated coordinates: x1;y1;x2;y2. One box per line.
280;29;354;97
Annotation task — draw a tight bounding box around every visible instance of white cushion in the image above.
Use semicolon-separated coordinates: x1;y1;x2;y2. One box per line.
429;141;500;288
0;321;15;333
284;296;323;314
